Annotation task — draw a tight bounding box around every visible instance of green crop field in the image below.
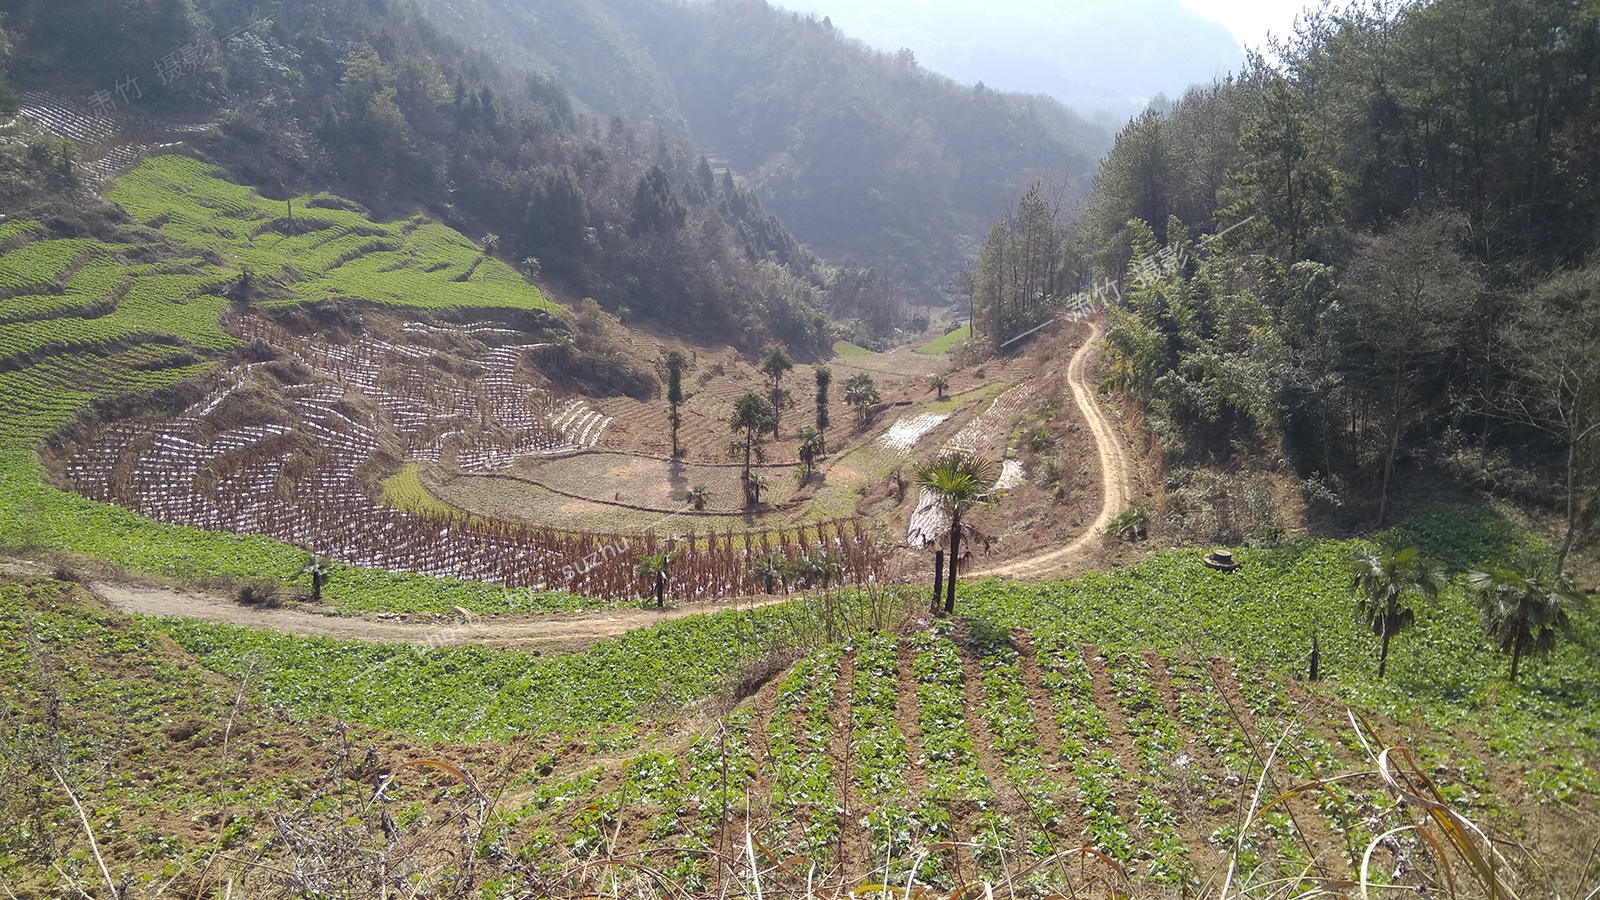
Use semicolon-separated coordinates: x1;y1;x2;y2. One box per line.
916;323;970;355
148;504;1597;800
0;237;96;293
108;156;558;314
10;497;1585;894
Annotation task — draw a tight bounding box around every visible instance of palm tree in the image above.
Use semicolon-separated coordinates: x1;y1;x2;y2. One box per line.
543;333;577;376
1348;543;1444;678
845;373;881;428
915;453;999;615
753;552;787;594
300;555;334;604
812;551;844;588
931;374;950;400
797;427;824;481
686;484;711;510
1467;556;1584;682
740;470;770;506
634;549;676;607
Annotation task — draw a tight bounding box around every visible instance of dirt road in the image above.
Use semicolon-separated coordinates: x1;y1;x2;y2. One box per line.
80;579;790;655
972;320;1133;580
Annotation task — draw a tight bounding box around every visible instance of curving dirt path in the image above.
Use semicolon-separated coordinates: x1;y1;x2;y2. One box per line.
82;579;791;655
971;319;1133;580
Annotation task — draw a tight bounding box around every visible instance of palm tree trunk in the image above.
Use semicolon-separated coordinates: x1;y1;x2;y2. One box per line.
932;549;944;616
945;513;961;614
1378;628;1392;679
1510;634;1523;682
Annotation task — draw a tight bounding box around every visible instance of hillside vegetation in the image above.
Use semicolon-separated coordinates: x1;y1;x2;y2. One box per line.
1;0;835;350
413;0;1110;302
954;0;1600;571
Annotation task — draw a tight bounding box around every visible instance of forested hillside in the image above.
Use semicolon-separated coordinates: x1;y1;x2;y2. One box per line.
0;0;844;350
968;0;1600;565
413;0;1111;303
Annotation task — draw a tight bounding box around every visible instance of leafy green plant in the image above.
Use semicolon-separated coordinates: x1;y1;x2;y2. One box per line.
1105;505;1149;541
1026;425;1053;452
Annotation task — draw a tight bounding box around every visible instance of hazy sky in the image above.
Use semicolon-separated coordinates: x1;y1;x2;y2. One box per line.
1177;0;1321;51
771;0;1323;117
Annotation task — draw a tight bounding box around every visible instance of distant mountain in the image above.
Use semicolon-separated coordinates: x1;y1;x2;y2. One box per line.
773;0;1246;119
415;0;1114;301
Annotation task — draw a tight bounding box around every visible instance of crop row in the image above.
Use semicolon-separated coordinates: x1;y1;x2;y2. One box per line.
0;218;41;249
967;625;1066;864
1227;660;1390;877
849;633;920;867
1104;652;1195;883
0;279;235;367
765;647;842;861
0;237;96;292
0;255;131;324
1030;636;1135;861
909;629;989;804
0;351;215;449
1165;655;1257;779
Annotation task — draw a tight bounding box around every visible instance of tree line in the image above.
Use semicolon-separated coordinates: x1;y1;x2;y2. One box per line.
968;0;1600;573
658;345;885;509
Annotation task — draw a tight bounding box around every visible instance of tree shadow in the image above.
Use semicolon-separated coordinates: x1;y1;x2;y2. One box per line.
667;457;688;500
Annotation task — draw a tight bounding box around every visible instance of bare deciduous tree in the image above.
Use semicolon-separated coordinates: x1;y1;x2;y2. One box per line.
1344;212;1481;524
1499;264;1600;576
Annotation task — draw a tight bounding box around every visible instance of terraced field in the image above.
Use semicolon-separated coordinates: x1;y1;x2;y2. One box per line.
0;159;597;607
1;156;894;602
109;156;559;314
